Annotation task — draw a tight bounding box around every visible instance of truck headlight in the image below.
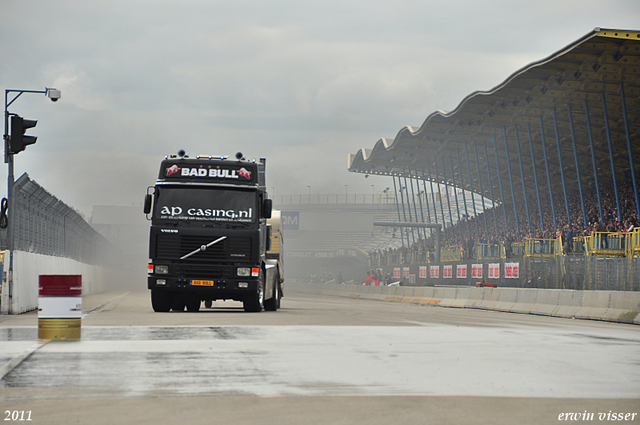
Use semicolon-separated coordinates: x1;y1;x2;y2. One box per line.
155;265;169;274
237;267;251;276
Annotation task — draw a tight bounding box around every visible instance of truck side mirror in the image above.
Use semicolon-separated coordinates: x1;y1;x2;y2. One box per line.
143;194;152;214
263;198;272;219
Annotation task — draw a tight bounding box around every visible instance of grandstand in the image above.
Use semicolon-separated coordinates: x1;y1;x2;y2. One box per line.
349;28;639;243
343;28;639;290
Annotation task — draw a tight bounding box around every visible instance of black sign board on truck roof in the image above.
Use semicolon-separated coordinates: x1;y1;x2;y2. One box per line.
158;159;259;185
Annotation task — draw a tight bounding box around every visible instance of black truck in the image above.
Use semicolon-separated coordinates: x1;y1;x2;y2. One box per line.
144;151;282;312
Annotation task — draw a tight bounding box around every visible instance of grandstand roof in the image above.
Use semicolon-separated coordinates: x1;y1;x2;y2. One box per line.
348;28;640;215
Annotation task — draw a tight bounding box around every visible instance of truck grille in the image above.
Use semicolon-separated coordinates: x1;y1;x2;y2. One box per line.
156;234;253;262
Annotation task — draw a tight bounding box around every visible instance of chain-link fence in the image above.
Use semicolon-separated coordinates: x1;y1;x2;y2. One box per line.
3;173;113;266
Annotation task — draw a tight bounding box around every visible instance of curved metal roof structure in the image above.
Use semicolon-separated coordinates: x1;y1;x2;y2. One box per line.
348;28;640;229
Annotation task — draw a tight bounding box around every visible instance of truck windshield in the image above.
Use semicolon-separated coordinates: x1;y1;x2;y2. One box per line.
153;186;257;224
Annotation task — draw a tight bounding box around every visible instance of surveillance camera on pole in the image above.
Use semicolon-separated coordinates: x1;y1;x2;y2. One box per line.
46;89;61;102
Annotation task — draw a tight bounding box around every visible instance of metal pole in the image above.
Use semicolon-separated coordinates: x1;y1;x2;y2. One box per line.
568;104;587;229
401;173;414;244
414;168;427;240
2;88;53;315
464;144;480;239
540;116;557;231
407;169;424;239
620;82;640;220
584;99;604;223
474;141;490;237
552;107;571;225
449;156;466;239
528;123;545;233
433;160;448;239
2;92;14;314
503;127;519;234
420;167;432;225
392;175;405;247
514;125;531;233
484;142;499;236
427;162;439;227
442;156;455;239
456;149;472;239
602;91;621;222
492;134;508;234
427;161;441;247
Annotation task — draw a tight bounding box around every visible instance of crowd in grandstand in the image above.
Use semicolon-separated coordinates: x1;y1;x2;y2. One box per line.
369;178;639;265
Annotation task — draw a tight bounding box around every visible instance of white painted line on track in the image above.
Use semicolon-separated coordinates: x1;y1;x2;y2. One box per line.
82;292;130;318
0;340;49;379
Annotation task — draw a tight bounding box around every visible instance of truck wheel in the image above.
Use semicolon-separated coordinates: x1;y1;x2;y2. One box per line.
151;290;172;312
243;273;264;312
185;295;201;312
204;300;213;308
264;276;280;311
171;293;186;311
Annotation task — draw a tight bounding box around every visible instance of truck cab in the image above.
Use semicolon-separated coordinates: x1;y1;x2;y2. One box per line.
144;152;282;312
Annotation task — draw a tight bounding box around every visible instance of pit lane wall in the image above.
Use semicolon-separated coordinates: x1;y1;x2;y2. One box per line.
290;281;640;325
1;251;108;314
0;174;113;314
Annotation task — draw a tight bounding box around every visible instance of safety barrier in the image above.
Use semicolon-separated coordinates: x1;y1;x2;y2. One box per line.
441;247;463;262
569;237;587;255
627;228;640;258
511;242;525;257
585;232;627;257
525;238;560;257
289;281;640;325
475;243;503;260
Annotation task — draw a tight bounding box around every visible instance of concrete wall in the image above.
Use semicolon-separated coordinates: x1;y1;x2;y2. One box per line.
1;251;108;314
290;281;640;325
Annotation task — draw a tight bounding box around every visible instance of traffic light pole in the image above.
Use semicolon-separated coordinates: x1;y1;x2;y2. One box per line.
2;88;58;314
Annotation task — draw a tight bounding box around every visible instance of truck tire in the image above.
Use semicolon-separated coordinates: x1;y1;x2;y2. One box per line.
171;293;186;311
243;273;264;312
151;289;172;312
264;275;280;311
185;294;201;312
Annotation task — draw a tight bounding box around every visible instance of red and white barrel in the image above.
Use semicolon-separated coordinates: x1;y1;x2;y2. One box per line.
38;275;82;340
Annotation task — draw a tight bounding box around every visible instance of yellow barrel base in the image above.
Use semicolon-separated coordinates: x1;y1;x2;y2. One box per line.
38;318;81;340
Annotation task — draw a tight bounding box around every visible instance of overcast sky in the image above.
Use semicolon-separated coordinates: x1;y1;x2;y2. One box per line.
1;0;638;217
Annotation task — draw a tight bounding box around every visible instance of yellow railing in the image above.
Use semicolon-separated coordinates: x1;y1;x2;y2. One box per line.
475;243;504;260
441;246;463;262
374;230;640;266
510;242;525;257
628;228;640;258
567;236;586;255
525;238;561;257
584;232;627;257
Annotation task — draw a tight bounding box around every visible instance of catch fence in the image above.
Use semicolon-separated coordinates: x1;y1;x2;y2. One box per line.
4;173;112;265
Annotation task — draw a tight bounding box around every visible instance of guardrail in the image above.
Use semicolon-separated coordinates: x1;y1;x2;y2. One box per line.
371;232;640;269
585;232;627;257
291;281;640;324
525;238;561;257
630;228;640;258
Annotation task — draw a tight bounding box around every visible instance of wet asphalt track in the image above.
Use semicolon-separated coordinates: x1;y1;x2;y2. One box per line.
1;283;639;424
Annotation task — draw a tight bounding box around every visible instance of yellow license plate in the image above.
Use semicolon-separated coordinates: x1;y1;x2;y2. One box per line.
191;280;214;286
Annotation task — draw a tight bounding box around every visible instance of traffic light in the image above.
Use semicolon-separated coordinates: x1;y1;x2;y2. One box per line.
10;115;37;154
